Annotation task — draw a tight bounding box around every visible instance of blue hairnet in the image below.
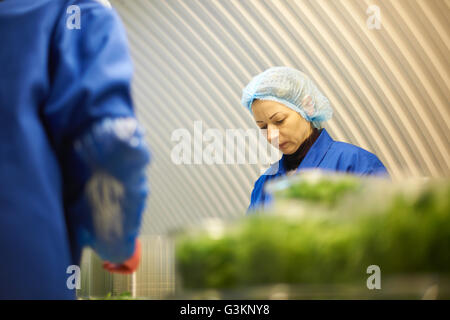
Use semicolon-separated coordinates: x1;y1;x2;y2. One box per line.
241;67;333;128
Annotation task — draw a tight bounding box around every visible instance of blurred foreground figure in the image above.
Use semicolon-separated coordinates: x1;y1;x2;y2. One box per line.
0;0;150;299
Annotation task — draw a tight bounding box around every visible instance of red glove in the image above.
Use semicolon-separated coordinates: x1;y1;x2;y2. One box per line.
102;239;141;274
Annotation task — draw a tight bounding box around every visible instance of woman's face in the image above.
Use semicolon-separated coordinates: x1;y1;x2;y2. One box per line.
251;99;313;155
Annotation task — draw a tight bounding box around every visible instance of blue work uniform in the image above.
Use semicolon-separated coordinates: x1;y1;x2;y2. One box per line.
248;129;389;212
0;0;146;299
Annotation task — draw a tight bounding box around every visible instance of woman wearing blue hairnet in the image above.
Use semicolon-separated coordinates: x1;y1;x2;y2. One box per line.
242;67;389;212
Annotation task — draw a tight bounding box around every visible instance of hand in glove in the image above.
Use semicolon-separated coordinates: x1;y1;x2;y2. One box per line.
102;238;141;274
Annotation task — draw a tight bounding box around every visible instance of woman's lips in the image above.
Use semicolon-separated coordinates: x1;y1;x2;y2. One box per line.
279;142;288;149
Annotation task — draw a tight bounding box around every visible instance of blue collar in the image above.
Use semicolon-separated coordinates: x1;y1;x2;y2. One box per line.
278;128;334;175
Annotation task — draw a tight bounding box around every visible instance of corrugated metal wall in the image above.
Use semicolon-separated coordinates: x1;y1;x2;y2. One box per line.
111;0;449;235
88;0;450;298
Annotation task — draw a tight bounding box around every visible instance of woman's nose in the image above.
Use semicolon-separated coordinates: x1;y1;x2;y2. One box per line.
267;125;279;145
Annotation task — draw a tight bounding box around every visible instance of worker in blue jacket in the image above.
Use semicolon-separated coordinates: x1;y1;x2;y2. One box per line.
0;0;150;299
241;67;389;212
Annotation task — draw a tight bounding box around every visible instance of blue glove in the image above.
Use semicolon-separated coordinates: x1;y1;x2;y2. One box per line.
67;117;150;263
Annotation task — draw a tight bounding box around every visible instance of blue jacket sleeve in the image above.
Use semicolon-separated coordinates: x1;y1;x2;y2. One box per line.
44;1;136;147
247;184;260;214
69;118;150;264
43;1;150;263
345;149;390;178
246;175;274;214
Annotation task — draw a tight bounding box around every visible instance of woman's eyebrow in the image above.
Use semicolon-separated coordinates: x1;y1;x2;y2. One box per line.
269;112;280;119
256;112;282;123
